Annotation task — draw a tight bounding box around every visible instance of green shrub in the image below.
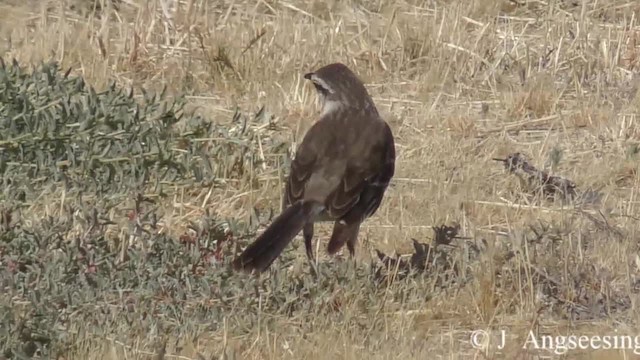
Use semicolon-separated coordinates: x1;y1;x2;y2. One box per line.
0;59;287;200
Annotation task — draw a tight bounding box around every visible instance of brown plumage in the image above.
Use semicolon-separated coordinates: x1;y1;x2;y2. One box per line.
232;63;396;274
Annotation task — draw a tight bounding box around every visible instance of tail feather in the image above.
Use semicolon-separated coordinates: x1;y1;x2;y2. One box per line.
233;201;321;273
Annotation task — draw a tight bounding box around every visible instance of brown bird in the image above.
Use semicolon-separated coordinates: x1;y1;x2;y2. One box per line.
232;62;396;274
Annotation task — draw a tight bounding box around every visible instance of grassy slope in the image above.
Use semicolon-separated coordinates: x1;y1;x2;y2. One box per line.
1;0;640;358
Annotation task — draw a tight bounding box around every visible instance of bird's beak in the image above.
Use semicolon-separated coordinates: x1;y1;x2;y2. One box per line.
303;72;313;80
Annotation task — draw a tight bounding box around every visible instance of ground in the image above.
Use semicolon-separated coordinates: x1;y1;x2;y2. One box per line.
1;0;640;359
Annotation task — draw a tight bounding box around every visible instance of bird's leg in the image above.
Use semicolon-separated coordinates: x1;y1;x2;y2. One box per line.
303;222;318;278
347;231;359;272
347;239;356;257
303;222;315;260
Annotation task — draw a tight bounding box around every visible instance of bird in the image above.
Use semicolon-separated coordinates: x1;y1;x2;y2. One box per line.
232;62;396;274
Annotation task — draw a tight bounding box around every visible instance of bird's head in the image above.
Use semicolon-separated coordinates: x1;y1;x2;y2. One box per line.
303;63;375;117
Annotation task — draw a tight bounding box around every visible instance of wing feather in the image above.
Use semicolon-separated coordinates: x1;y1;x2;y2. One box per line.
282;111;395;223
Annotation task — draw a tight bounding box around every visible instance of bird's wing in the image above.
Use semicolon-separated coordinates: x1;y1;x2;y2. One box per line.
324;118;394;219
284;122;325;207
332;120;395;222
284;113;394;221
284;146;315;206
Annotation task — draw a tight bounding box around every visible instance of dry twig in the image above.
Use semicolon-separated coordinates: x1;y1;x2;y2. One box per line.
493;152;578;201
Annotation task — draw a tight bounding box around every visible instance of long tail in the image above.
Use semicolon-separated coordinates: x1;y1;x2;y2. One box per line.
232;201;322;273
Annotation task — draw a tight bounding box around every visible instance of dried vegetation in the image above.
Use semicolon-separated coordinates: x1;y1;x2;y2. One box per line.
1;0;640;358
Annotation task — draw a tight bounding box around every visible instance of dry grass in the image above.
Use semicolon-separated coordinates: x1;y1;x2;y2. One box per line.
2;0;640;358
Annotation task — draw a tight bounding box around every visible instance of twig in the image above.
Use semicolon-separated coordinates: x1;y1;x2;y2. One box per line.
493;152;577;201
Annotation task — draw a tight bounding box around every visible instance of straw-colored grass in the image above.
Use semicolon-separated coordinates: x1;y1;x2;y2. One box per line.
2;0;640;358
